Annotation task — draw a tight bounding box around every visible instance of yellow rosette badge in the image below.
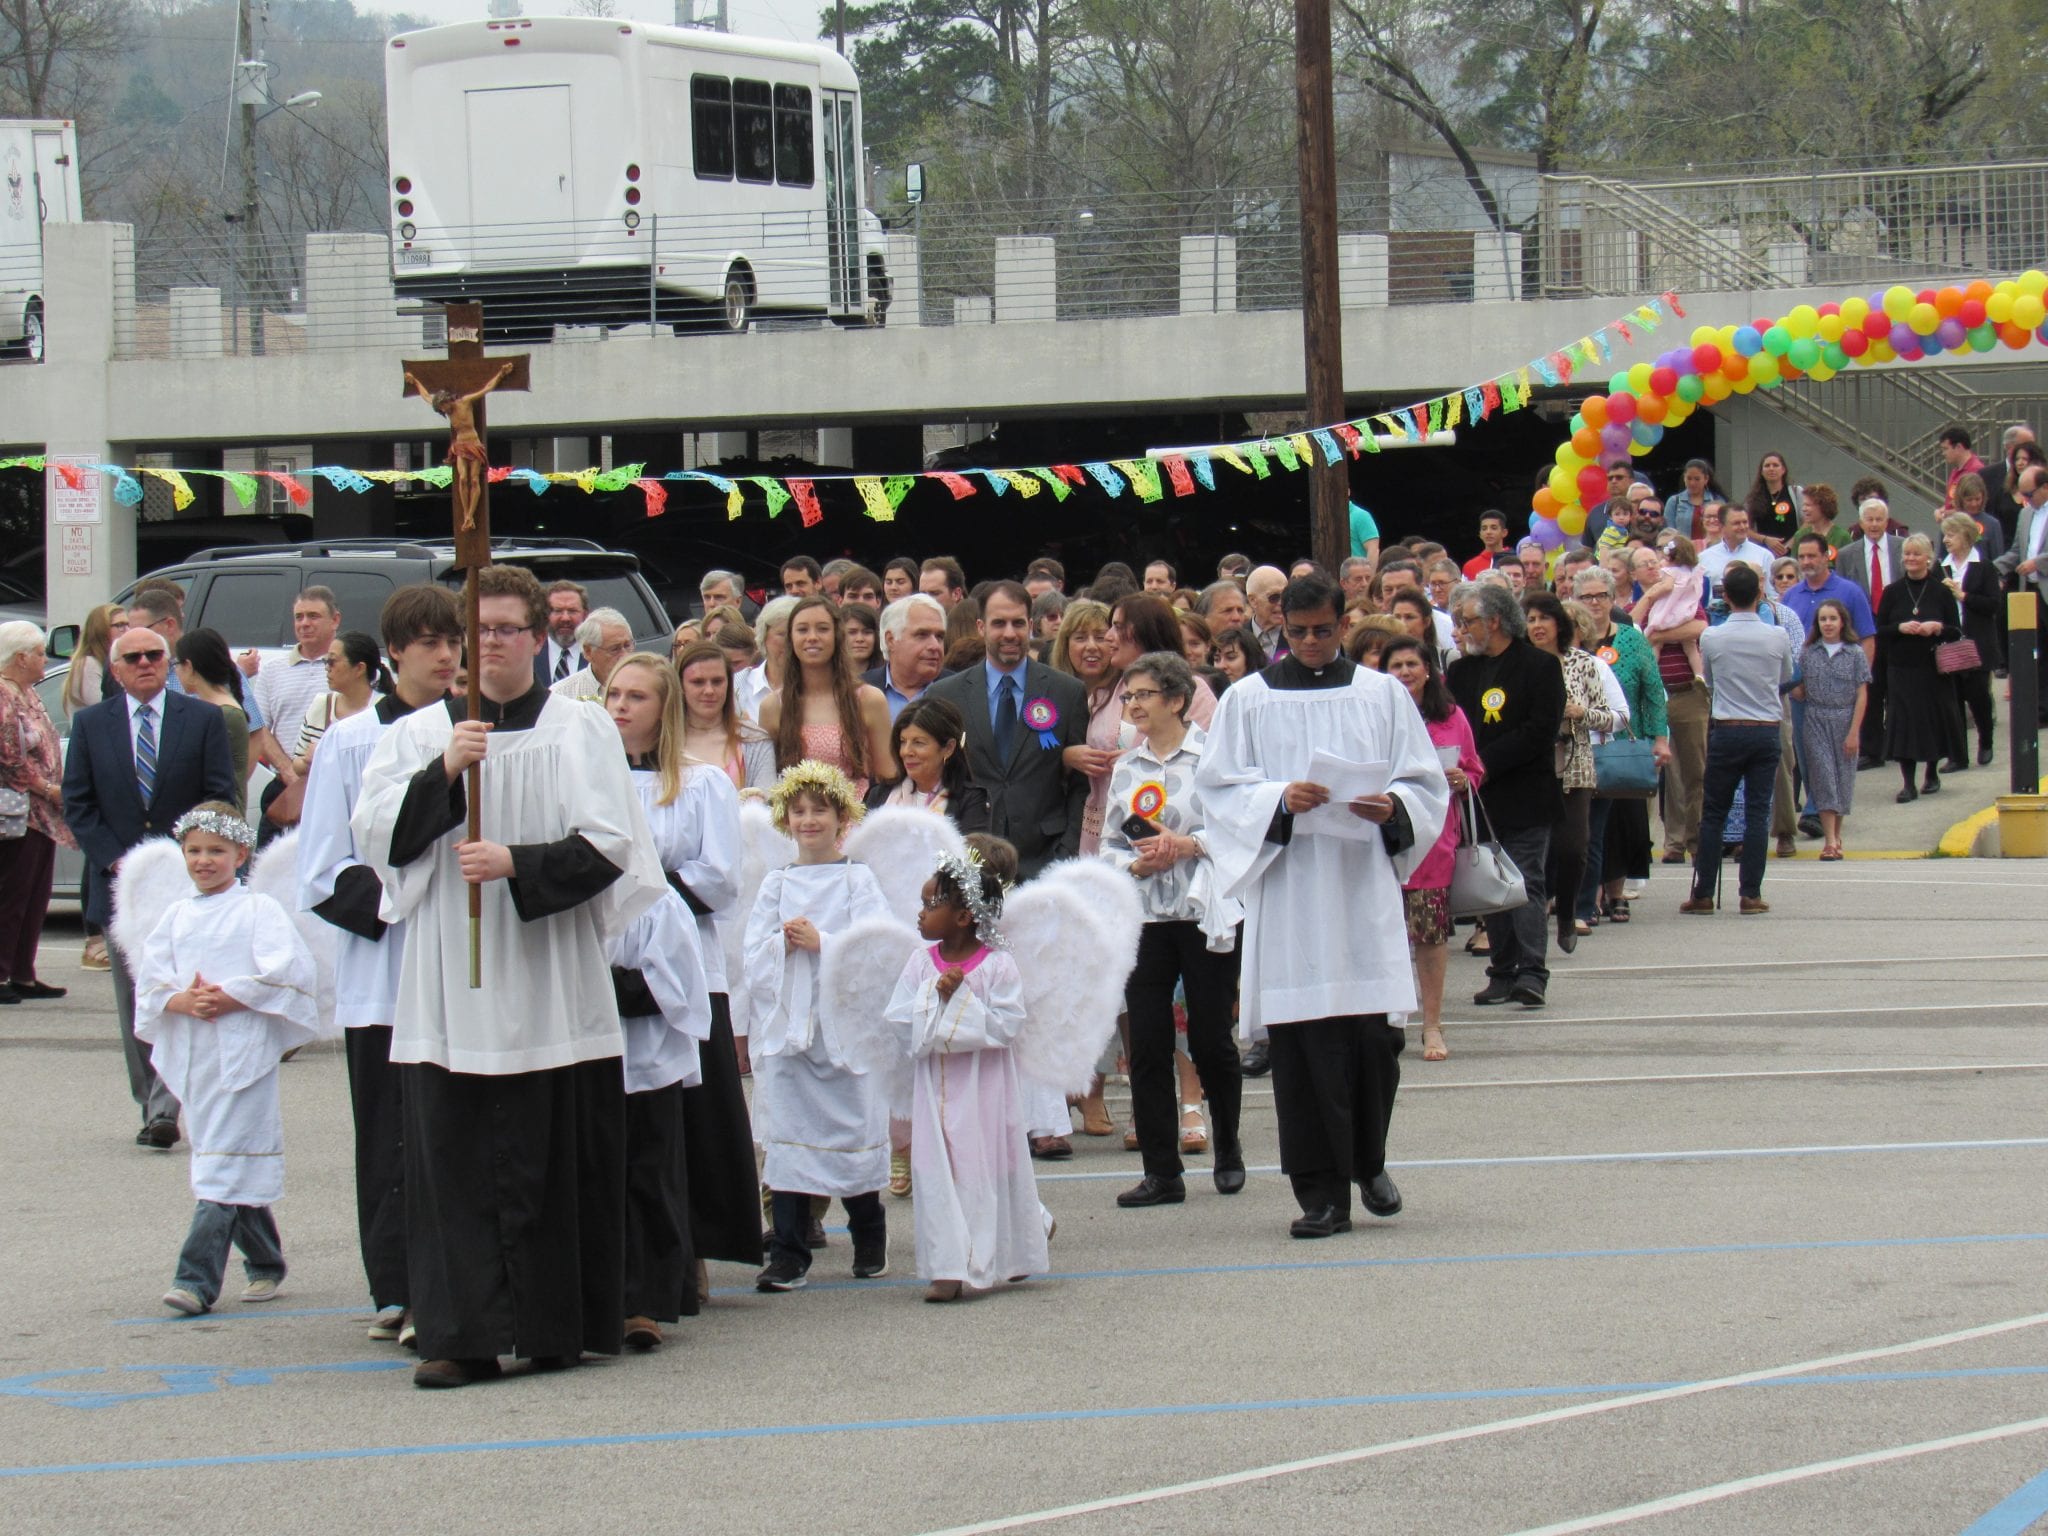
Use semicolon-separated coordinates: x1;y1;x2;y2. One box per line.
1481;686;1506;724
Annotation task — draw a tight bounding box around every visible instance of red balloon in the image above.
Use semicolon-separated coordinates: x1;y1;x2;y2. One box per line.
1960;299;1987;328
1818;302;1840;317
1839;327;1869;357
1862;311;1892;339
1649;366;1678;395
1691;343;1722;372
1752;316;1775;333
1576;465;1607;503
1916;288;1938;307
1606;391;1638;424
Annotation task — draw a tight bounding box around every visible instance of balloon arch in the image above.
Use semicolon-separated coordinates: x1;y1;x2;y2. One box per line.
1530;269;2048;548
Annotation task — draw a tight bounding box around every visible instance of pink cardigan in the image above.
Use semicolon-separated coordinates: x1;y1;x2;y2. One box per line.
1405;705;1484;892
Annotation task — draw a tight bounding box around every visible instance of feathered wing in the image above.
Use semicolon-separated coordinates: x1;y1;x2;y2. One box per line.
247;831;341;1039
818;915;922;1120
1005;858;1146;1094
722;799;794;1035
842;805;966;925
110;838;197;965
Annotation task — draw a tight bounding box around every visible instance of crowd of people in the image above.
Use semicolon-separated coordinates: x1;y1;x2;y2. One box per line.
0;422;2035;1387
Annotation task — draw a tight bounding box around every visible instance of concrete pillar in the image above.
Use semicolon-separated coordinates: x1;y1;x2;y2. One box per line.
712;431;751;463
40;223;132;633
547;437;594;473
885;232;921;327
169;287;224;358
994;236;1056;323
1766;241;1808;286
306;233;421;351
953;296;993;325
1337;235;1389;308
1178;236;1236;314
1703;226;1742;289
1472;231;1523;301
309;441;396;538
816;427;853;467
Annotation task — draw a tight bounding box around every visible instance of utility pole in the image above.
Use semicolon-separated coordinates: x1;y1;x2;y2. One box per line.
1295;0;1347;574
237;0;264;356
835;0;847;53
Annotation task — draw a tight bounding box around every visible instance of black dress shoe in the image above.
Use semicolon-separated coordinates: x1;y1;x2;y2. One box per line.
1555;928;1576;955
1798;814;1824;840
1979;744;1995;766
142;1117;180;1149
1289;1205;1352;1239
1212;1144;1246;1195
1238;1041;1271;1078
1362;1172;1402;1217
1895;784;1918;803
1939;758;1966;774
0;983;18;1005
1472;979;1515;1006
1509;980;1547;1008
9;979;64;1000
1922;775;1941;794
1116;1175;1186;1208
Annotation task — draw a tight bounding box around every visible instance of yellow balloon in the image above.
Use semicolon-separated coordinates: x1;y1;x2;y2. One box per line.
2016;294;2048;331
1908;302;1940;335
1629;438;1654;456
1883;285;1915;320
1807;362;1836;382
1690;325;1717;347
1988;291;2015;324
1785;304;1820;340
1627;362;1653;394
1749;354;1781;385
1732;375;1757;394
1817;314;1846;343
1548;465;1575;500
1702;372;1733;401
1840;296;1870;327
1869;339;1896;363
1558;508;1587;535
1718;324;1739;347
2021;270;2048;298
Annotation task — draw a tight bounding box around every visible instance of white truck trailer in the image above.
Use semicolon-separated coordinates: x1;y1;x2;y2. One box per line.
0;119;81;361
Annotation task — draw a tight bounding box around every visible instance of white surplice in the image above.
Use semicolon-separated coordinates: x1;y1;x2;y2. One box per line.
296;704;406;1028
887;944;1049;1287
134;887;320;1205
611;888;712;1093
1195;664;1449;1031
630;761;741;996
742;860;891;1196
352;695;667;1074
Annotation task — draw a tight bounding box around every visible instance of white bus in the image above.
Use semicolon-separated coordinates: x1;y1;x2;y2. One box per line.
384;19;890;336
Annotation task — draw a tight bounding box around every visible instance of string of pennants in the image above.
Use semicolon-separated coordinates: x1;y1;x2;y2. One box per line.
3;292;1680;529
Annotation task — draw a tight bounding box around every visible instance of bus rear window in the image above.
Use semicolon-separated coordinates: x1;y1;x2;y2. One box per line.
774;84;813;186
691;76;732;179
733;79;773;184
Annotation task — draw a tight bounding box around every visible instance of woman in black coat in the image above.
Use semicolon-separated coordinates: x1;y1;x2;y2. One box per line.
860;695;992;832
1940;512;2003;767
1876;533;1963;800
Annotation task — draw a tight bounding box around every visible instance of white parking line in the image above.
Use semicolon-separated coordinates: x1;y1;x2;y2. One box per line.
1500;1414;2048;1534
1447;1000;2043;1026
1557;950;2046;976
914;1310;2048;1535
1398;1062;2048;1092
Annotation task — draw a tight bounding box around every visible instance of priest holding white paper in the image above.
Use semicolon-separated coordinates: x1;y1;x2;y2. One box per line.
1196;573;1448;1240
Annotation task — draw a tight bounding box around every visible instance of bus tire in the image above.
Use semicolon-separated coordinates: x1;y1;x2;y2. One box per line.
721;266;753;333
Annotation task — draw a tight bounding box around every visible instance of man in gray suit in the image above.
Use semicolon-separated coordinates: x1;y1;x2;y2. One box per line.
1995;465;2048;726
1838;497;1906;767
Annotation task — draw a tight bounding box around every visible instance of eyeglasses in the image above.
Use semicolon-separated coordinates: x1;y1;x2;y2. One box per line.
1123;687;1165;702
1283;623;1337;641
477;624;536;643
1451;615;1488;632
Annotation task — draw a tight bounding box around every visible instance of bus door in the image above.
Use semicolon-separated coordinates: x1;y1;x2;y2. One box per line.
821;90;860;310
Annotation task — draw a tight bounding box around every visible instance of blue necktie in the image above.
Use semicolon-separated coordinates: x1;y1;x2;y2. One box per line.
135;703;158;803
993;674;1019;760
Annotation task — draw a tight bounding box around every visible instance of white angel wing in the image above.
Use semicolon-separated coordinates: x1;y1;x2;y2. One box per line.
842;805;966;925
819;915;921;1117
109;838;196;965
247;831;341;1040
722;798;794;1034
1004;858;1145;1094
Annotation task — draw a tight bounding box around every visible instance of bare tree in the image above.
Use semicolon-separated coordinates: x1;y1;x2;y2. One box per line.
0;0;132;117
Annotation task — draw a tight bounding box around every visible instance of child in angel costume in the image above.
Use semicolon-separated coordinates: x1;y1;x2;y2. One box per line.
133;805;321;1316
742;761;894;1292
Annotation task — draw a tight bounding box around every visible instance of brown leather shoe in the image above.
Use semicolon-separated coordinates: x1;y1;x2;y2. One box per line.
624;1316;663;1351
413;1356;502;1389
1678;897;1716;914
1739;896;1771;914
1774;836;1797;858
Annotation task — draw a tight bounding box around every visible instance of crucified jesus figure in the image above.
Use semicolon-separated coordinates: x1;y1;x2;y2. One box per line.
403;360;517;532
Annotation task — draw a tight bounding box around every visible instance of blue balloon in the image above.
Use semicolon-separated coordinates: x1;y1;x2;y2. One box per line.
1630;420;1664;446
1732;326;1763;357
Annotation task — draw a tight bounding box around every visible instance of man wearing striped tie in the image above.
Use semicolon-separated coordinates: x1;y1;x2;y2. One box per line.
63;627;237;1149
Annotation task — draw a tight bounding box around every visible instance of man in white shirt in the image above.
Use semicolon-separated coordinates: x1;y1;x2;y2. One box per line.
549;609;634;704
252;586;342;764
1695;507;1776;593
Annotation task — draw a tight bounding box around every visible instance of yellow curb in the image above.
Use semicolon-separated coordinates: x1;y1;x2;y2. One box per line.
1938;777;2048;858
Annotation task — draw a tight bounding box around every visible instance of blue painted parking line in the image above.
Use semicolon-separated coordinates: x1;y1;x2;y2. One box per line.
1958;1465;2048;1536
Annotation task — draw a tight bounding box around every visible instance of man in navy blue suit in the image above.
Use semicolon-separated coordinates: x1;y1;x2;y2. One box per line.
63;628;237;1148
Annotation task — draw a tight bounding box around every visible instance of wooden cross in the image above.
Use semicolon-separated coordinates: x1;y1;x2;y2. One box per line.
401;303;530;987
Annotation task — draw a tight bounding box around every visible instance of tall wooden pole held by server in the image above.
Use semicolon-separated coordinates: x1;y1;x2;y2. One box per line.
1295;0;1348;575
401;304;530;986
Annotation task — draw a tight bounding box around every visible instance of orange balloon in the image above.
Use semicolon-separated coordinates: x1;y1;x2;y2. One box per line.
1722;352;1749;381
2001;322;2031;349
1533;487;1560;519
1571;427;1601;459
1935;286;1965;318
1580;395;1610;429
1965;279;1994;303
1636;395;1668;425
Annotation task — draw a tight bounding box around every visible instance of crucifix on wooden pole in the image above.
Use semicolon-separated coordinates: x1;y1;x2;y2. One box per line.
401;302;530;987
1295;0;1349;575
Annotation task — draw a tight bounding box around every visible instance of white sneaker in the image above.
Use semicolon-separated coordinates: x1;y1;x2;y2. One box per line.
162;1287;206;1315
240;1278;284;1304
367;1304;405;1341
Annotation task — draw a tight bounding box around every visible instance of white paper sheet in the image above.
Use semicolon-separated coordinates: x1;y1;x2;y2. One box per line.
1297;752;1391;840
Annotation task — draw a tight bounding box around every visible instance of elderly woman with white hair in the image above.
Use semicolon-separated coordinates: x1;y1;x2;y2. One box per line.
1874;532;1964;801
0;620;76;1003
733;594;798;721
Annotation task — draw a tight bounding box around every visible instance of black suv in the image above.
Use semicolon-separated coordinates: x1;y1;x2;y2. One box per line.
67;537;675;654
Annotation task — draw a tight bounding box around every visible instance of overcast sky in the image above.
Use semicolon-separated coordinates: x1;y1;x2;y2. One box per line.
370;0;837;45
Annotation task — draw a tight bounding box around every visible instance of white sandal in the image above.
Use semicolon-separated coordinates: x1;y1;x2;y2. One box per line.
1179;1103;1208;1153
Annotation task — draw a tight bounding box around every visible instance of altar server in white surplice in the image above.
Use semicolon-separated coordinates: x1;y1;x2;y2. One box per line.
137;804;319;1317
352;565;665;1391
1195;574;1447;1242
295;581;462;1338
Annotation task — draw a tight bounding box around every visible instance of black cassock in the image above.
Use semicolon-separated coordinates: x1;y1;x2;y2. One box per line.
388;685;629;1362
682;995;765;1268
611;963;698;1322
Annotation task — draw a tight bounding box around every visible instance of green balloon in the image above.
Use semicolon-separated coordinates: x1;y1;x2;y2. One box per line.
1759;372;1783;389
1569;414;1587;435
1787;337;1820;370
1675;374;1705;403
1609;371;1631;395
1763;325;1792;357
1969;323;1998;353
1821;341;1848;370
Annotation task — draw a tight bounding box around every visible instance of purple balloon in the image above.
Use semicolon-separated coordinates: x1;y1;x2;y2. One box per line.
1889;321;1918;353
1896;336;1924;362
1936;317;1967;350
1602;422;1632;452
1528;515;1566;550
